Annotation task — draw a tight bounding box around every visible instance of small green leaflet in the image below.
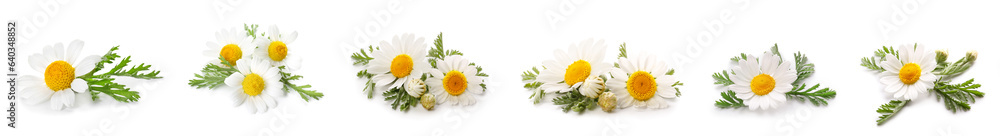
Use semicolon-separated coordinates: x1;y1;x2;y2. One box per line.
79;46;163;103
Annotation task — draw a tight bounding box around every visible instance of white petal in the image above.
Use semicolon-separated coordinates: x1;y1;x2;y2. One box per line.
73;55;100;75
28;54;49;73
225;73;245;87
71;79;87;93
66;40;84;62
232;91;247;106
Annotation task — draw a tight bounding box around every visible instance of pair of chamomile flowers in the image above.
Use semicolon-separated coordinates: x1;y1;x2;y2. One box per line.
352;33;488;111
192;24;321;114
524;39;681;113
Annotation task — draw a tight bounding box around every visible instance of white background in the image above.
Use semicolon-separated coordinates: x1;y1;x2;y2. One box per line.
3;0;999;136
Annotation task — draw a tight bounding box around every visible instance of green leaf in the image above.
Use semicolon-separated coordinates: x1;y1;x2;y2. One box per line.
552;91;597;114
792;52;814;84
244;24;259;39
712;70;735;86
876;100;908;126
932;78;984;113
785;83;836;106
730;53;748;62
188;56;238;89
523;66;546;104
618;43;627;58
861;46;897;72
383;86;419;112
350;45;376;65
79;46;162;103
770;43;782;60
715;90;746;109
279;67;323;101
934;53;975;76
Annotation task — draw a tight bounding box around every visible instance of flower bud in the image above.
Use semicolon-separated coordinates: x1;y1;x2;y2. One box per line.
598;92;617;112
420;93;435;110
935;49;948;63
580;76;606;98
405;78;426;97
965;51;977;62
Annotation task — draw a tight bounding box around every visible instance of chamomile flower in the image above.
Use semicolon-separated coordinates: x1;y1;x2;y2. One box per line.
366;33;433;97
203;27;254;66
22;40;100;110
536;39;612;94
729;52;795;110
607;53;677;109
254;25;302;70
878;44;937;100
427;56;485;105
224;58;282;114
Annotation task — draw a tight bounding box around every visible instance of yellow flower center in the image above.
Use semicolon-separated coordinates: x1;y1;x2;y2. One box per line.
898;63;921;84
442;70;467;96
219;44;242;66
44;60;75;91
626;71;657;101
390;54;414;78
563;60;591;86
267;41;288;61
750;74;776;96
241;73;265;96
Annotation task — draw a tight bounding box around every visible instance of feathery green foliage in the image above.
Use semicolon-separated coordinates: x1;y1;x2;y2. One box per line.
278;66;323;101
876;100;908;125
932;78;984;113
79;46;162;102
712;70;735;86
552;91;596;114
860;46;897;71
188;56;237;89
785;84;836;106
715;90;746;109
792;52;814;84
383;87;419;112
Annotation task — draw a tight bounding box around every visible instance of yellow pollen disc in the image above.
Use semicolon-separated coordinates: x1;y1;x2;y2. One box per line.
219;44;242;66
267;41;288;61
626;71;657;101
898;63;922;84
442;70;468;96
390;54;414;78
44;61;75;91
242;73;265;96
750;74;776;96
563;60;591;86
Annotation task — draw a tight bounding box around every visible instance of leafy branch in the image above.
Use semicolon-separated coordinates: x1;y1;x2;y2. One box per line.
552;91;597;114
876;100;908;125
785;83;836;106
427;32;462;67
932;78;984;113
351;45;378;98
714;90;746;109
383;87;419;112
78;46;162;103
279;67;323;101
188;56;238;89
792;52;814;84
522;67;546;104
712;70;735;86
860;46;897;72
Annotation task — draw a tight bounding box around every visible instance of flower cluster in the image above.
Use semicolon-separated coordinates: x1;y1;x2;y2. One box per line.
352;33;488;112
713;44;836;110
523;41;682;114
862;44;983;125
189;24;323;114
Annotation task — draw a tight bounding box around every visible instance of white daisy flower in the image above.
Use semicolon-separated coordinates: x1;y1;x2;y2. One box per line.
253;25;302;70
203;27;254;66
607;53;677;109
22;40;100;110
729;52;795;110
879;44;937;100
535;39;612;94
366;33;433;97
224;58;282;114
427;56;485;105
